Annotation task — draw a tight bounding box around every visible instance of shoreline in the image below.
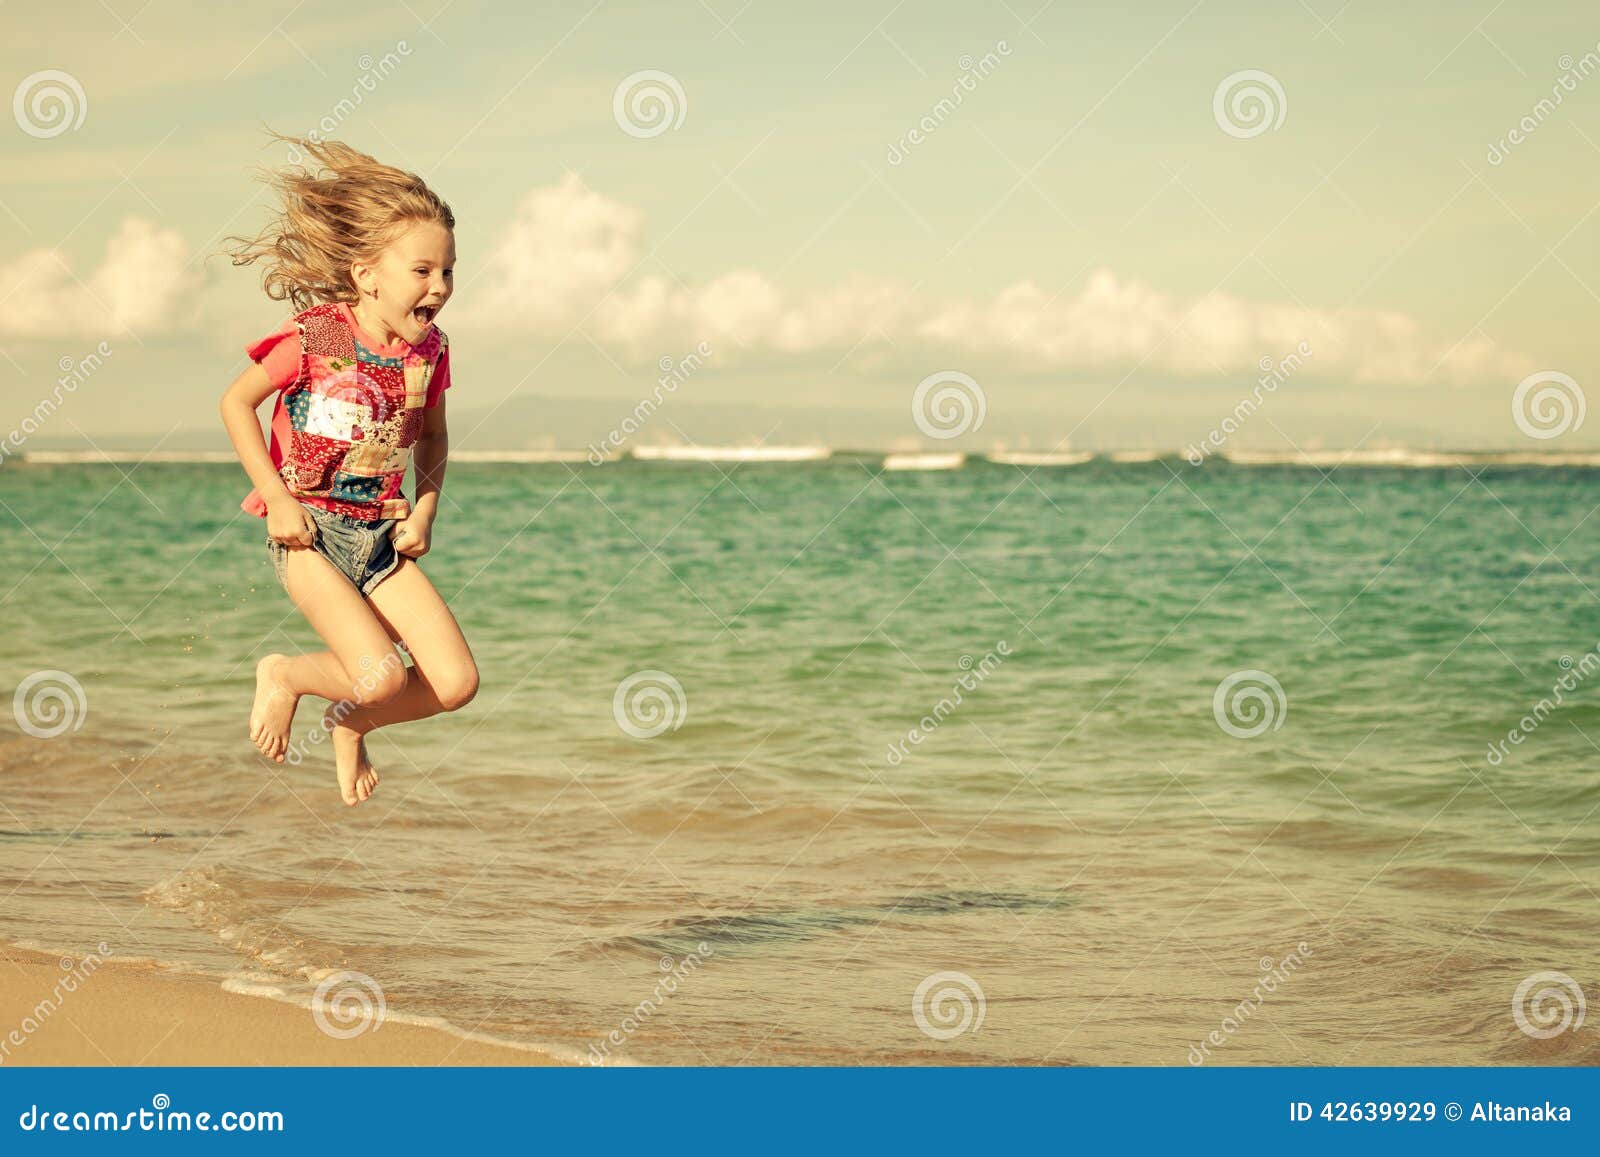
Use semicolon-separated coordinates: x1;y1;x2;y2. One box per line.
17;448;1600;468
0;945;565;1067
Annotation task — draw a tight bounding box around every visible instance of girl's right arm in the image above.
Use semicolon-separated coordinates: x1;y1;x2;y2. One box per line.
219;362;317;547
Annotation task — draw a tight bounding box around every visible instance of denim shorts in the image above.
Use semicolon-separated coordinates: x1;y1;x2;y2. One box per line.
266;503;402;597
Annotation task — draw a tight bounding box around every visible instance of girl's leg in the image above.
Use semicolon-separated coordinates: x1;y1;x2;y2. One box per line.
248;547;406;804
330;557;479;736
313;559;478;808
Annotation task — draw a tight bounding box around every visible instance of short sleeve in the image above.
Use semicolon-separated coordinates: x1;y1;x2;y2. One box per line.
424;342;451;408
245;319;302;391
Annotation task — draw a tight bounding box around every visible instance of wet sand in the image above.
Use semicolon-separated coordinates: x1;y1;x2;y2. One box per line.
0;946;559;1066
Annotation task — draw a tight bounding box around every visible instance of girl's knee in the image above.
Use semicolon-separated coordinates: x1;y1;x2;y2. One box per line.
436;664;479;712
354;652;408;706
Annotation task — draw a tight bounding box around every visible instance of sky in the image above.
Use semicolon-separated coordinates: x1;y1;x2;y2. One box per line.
2;0;1599;452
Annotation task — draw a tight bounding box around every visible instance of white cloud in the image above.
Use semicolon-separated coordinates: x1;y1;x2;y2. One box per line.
1;178;1534;388
0;217;194;338
457;173;1534;386
469;171;643;332
915;272;1536;385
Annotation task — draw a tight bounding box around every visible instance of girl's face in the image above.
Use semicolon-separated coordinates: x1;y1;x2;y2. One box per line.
351;219;455;344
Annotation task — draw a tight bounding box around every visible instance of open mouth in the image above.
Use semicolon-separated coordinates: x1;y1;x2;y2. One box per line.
412;304;438;326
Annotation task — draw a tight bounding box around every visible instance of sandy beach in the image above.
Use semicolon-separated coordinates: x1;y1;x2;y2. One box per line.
0;946;557;1066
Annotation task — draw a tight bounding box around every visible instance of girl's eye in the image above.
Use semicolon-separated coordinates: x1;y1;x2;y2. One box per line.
414;268;429;275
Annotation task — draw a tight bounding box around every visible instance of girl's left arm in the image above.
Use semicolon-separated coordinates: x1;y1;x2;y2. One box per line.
393;398;449;558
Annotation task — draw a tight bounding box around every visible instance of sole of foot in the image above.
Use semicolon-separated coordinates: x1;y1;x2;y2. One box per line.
249;654;299;763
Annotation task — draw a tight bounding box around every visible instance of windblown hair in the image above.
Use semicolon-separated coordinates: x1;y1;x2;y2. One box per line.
225;131;455;311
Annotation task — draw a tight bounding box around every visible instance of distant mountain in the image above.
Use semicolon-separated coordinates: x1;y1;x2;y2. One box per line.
15;394;1086;455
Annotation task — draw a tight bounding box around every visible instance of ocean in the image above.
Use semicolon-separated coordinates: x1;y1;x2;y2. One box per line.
2;454;1598;1065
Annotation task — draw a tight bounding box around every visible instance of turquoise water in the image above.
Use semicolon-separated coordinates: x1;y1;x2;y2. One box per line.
1;458;1598;1064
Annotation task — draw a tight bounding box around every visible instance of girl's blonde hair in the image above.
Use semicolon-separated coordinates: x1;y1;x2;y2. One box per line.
225;131;454;311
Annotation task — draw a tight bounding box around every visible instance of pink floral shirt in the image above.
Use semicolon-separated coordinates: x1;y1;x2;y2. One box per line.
241;302;450;521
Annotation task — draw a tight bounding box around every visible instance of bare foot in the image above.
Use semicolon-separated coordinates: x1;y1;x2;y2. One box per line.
326;713;380;806
249;655;299;763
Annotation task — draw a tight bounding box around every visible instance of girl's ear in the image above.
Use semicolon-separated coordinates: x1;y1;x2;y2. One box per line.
350;258;376;298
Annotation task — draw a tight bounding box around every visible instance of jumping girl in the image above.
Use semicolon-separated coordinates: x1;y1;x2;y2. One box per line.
220;136;478;807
